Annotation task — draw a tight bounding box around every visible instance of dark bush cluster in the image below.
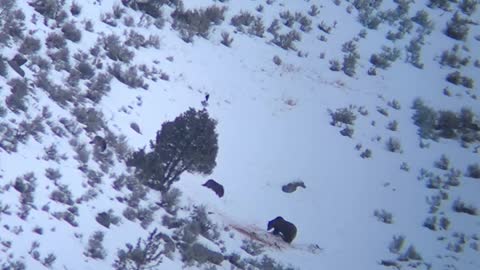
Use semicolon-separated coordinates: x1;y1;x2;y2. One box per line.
309;4;320;16
122;0;180;18
452;198;477;215
411;10;434;34
50;185;74;205
84;231;107;260
374;209;394;224
172;205;220;246
389;235;405;254
108;63;148;89
341;41;360;76
14;173;37;220
0;2;26;44
386;137;402;153
241;239;265;256
329;60;341;71
329;106;357;126
386;18;413;41
49;47;70;71
70;1;81;16
46;32;67;49
370;46;401;70
446;71;474;88
245;255;296;270
412;103;480;143
159;188;182;215
398;245;423;261
86;73;112;103
267;19;281;36
0;56;7;77
466;163;480;178
5;78;29;113
45;168;62;182
137;206;155;229
360;149;372;158
72;107;105;133
445;12;470;41
405;36;424;69
272;30;301;51
428;0;451;10
16;116;46;143
231;12;265;37
231;11;255;31
278;11;312;32
0;122;21;153
102;34;135;63
379;0;410;24
113;228;175;270
30;0;63;19
19;36;41;55
434;154;450;170
171;5;226;42
180;243;223;266
354;0;383;30
221;32;233;47
62;22;82;42
101;12;118;27
459;0;478;15
329;106;357;138
440;45;469;68
412;98;438;140
76;61;95;80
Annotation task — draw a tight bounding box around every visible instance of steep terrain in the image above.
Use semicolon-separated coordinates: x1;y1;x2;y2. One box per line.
0;0;479;269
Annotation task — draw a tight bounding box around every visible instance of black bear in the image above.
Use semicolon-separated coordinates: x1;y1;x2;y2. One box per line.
202;179;224;198
267;216;297;243
90;135;107;152
8;54;27;77
281;181;306;193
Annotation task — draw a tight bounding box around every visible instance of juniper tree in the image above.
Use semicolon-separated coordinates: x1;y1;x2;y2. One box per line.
113;228;174;270
127;108;218;192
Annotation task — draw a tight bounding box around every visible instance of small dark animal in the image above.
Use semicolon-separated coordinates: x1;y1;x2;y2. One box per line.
205;93;210;102
281;181;306;193
267;216;297;243
202;179;224;198
90;135;107;152
8;54;27;77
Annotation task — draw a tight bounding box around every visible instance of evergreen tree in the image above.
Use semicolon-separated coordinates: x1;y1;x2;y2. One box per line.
127;108;218;191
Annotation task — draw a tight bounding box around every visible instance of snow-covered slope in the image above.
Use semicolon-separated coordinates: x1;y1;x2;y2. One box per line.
0;0;479;269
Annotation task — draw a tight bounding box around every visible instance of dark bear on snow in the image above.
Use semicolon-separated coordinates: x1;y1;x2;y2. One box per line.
90;135;107;152
267;216;297;243
281;181;306;193
202;179;224;198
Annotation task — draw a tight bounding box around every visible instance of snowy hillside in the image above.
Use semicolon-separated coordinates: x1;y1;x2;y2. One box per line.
0;0;479;269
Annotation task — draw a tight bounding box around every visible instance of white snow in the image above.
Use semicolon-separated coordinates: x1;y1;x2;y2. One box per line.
0;0;479;269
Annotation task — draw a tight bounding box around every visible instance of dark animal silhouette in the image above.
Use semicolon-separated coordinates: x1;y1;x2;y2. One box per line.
205;93;210;102
202;179;224;198
281;181;306;193
90;135;107;152
267;216;297;243
8;54;27;77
